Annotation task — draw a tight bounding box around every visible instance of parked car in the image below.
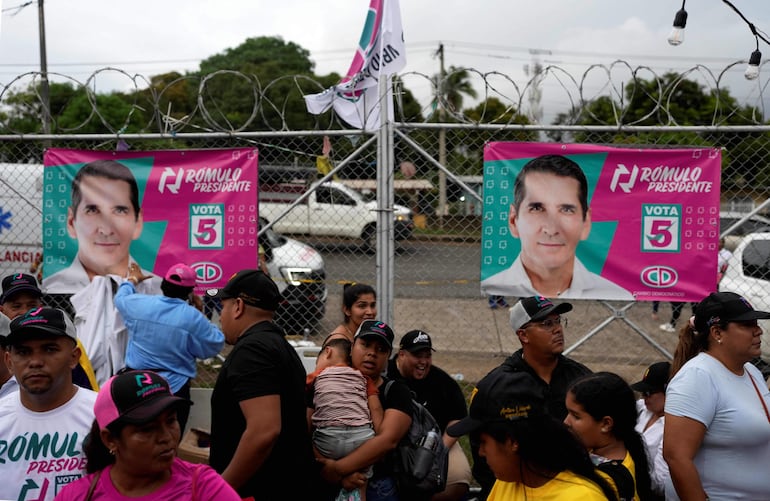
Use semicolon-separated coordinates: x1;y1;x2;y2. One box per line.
260;218;327;333
260;177;413;251
718;232;770;366
720;211;770;251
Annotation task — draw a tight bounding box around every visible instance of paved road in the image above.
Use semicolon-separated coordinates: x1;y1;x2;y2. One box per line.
310;238;483;299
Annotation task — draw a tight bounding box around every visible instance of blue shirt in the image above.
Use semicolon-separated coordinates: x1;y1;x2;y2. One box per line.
115;282;224;392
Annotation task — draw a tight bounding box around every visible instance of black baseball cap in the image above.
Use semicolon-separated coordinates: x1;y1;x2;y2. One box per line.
206;269;281;311
354;320;395;349
95;370;190;430
447;369;545;437
399;330;436;353
630;361;671;394
7;307;77;344
1;273;42;304
509;296;573;330
693;292;770;333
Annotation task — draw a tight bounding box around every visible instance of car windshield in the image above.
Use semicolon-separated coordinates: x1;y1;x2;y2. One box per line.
258;218;287;247
720;214;770;236
743;239;770;280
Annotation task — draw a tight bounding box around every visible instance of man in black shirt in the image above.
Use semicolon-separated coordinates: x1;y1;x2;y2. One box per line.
208;269;315;500
471;296;592;499
387;329;471;501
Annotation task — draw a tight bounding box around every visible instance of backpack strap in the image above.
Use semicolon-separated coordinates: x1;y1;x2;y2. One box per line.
84;470;102;501
597;460;635;501
383;379;395;399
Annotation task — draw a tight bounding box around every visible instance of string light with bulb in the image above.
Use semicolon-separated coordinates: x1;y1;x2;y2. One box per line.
668;1;688;46
667;0;770;80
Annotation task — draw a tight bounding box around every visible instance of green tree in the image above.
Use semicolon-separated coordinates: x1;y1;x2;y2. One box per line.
448;98;535;177
139;71;199;133
199;37;314;75
431;66;478;117
465;97;530;127
550;73;769;190
0;81;81;134
56;91;146;134
194;36;318;133
558;72;760;131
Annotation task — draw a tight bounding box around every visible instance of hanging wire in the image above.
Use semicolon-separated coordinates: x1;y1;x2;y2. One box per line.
720;0;770;46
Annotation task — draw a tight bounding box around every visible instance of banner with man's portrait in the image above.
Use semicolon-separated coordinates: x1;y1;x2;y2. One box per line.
480;142;722;302
42;148;258;294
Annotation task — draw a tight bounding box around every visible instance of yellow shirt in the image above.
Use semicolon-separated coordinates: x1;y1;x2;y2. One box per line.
488;470;609;500
596;451;640;501
622;451;640;501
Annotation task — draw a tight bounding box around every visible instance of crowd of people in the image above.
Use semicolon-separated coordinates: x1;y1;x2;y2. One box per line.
2;258;770;500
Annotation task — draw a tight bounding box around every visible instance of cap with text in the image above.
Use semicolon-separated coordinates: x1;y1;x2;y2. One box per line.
1;273;42;304
354;320;394;349
164;263;197;287
7;307;77;344
509;296;573;331
447;370;545;437
399;329;436;353
630;361;671;394
206;269;281;311
95;370;190;430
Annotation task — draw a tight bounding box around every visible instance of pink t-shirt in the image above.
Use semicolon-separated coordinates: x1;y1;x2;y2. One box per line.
53;457;240;501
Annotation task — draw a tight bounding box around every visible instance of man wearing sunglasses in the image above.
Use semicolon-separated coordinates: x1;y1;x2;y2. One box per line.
470;295;592;499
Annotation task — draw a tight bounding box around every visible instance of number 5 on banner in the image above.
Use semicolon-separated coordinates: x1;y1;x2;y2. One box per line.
642;204;681;253
190;204;224;249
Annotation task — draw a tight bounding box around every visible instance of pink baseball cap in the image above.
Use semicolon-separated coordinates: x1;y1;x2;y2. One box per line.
94;370;190;430
164;263;197;287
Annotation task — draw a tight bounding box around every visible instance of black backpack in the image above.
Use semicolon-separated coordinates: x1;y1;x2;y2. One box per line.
384;380;449;495
597;459;635;501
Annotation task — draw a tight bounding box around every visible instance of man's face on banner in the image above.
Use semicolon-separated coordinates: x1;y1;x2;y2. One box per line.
509;171;591;274
67;175;143;279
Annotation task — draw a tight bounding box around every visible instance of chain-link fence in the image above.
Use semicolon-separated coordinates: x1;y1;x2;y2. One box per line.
1;64;769;389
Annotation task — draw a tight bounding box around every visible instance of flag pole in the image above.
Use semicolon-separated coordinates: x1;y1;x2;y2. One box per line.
376;1;395;327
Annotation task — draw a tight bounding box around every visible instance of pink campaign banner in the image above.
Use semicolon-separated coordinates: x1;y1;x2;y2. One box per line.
480;142;722;302
41;148;258;293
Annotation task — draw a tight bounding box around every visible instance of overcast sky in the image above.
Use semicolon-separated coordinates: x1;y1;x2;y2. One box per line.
1;0;768;123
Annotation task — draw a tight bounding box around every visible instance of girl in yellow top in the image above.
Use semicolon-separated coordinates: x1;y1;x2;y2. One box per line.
447;370;617;500
565;372;655;501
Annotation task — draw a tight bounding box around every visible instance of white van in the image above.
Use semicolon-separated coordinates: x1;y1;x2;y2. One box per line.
0;163;43;278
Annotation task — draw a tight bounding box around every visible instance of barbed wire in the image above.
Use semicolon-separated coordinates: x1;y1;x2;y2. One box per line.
0;61;767;135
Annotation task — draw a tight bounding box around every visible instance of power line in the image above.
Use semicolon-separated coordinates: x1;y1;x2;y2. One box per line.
1;0;33;14
434;40;744;64
0;58;203;68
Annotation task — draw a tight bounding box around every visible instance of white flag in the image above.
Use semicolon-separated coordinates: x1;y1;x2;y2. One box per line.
304;0;406;130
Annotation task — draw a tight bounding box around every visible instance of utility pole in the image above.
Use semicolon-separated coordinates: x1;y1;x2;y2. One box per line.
436;43;447;227
38;0;51;136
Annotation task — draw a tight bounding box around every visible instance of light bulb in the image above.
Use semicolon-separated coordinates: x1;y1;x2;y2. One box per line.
745;50;762;80
668;27;685;46
668;9;688;46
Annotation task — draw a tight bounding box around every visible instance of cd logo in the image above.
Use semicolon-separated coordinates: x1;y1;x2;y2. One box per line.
640;266;678;288
191;262;223;284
